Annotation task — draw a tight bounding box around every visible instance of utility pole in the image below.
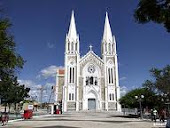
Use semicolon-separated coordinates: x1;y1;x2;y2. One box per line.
37;86;46;108
48;86;54;103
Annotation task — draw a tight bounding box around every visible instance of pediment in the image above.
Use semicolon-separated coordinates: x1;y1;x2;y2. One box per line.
79;51;104;67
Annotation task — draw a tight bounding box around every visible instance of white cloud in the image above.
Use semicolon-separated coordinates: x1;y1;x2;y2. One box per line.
18;79;42;89
45;82;54;87
37;65;59;79
132;85;138;89
47;42;55;49
18;80;55;102
120;86;128;97
18;79;42;100
119;76;127;81
118;62;122;66
22;65;63;102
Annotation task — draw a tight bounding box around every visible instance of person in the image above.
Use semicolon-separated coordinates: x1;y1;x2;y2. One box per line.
1;112;9;126
153;108;157;122
151;109;154;121
159;109;166;122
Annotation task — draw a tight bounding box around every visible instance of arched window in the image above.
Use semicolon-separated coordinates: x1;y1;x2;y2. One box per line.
112;44;114;54
108;68;111;84
68;42;70;51
109;93;114;101
108;68;113;84
111;68;113;83
75;42;77;51
107;60;114;84
90;77;93;85
105;43;107;53
69;93;74;101
72;67;74;83
109;43;111;54
69;67;72;83
95;79;97;85
85;77;98;85
71;42;74;52
109;94;112;100
69;67;75;83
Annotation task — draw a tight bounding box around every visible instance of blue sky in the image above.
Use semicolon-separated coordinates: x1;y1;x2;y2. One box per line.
1;0;170;99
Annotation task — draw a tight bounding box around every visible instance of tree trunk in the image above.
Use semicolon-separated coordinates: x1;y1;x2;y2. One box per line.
8;103;11;113
4;103;7;112
14;103;16;111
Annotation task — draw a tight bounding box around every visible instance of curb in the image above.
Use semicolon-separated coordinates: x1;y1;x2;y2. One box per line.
8;114;51;123
8;118;24;123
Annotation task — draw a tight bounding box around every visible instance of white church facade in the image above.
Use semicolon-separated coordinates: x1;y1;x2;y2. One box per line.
55;11;121;112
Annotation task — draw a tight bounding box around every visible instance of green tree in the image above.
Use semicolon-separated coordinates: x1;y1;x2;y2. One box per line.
119;88;157;109
0;74;13;112
0;10;28;112
0;76;30;112
0;13;24;79
8;77;30;112
134;0;170;32
143;65;170;103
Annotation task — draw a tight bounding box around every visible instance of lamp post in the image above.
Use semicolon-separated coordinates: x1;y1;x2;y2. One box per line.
161;93;170;113
0;79;1;105
135;95;144;119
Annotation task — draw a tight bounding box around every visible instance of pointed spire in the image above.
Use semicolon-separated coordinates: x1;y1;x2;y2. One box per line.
102;12;113;43
68;10;77;40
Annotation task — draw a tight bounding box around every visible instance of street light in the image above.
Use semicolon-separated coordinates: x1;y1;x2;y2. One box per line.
0;79;1;105
135;95;144;119
161;93;170;113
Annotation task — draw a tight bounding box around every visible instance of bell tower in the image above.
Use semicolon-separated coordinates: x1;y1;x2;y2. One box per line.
101;12;121;111
63;11;80;112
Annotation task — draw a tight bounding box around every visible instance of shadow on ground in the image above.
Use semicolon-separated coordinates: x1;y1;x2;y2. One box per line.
108;114;139;118
26;118;139;124
35;126;80;128
3;125;80;128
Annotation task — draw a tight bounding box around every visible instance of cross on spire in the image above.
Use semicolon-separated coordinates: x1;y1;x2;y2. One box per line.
89;45;93;51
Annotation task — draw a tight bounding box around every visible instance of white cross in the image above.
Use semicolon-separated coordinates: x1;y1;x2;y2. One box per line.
89;45;93;51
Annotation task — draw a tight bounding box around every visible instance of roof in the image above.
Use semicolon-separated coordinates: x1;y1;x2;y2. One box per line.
58;69;65;75
80;50;104;66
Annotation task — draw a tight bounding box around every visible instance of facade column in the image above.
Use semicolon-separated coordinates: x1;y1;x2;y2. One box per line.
75;52;80;111
115;54;121;112
63;86;67;112
76;55;80;111
51;105;54;114
99;78;102;111
104;60;108;111
116;86;121;111
55;70;58;103
105;87;108;111
76;86;79;111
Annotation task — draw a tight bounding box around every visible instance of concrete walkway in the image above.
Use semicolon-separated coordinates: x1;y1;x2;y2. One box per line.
2;112;163;128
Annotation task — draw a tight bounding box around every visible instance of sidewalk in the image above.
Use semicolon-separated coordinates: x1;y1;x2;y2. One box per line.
6;109;50;123
8;114;51;123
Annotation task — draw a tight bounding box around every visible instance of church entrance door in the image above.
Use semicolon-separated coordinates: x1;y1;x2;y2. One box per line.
88;99;96;110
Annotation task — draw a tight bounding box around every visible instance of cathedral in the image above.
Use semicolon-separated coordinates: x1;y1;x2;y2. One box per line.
55;11;121;112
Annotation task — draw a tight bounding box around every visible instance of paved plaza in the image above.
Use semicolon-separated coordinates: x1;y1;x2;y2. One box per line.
2;112;161;128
